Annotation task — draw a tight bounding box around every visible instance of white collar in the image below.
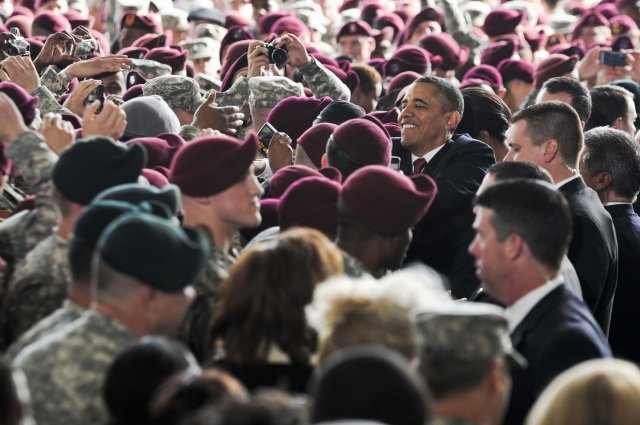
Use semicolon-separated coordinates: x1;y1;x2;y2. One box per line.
505;275;564;333
605;201;631;206
554;174;580;189
411;143;446;165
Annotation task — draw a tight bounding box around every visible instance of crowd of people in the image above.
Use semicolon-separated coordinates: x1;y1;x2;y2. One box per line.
0;0;638;424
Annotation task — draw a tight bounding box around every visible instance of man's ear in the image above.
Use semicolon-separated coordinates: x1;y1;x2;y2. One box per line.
321;152;328;168
593;171;613;192
612;116;625;131
542;139;559;163
504;233;524;262
446;111;461;130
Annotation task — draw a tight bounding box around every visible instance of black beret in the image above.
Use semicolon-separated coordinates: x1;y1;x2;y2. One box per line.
53;137;147;205
98;212;210;292
73;200;140;245
93;183;180;215
187;8;225;26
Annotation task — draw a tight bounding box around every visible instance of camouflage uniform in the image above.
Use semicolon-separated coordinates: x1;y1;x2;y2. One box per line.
142;75;205;114
5;300;84;359
248;76;305;109
32;85;74;115
341;250;370;278
440;0;483;65
0;131;59;267
178;245;235;362
129;59;173;80
13;310;136;425
40;65;68;96
0;234;70;350
179;125;201;141
298;56;351;101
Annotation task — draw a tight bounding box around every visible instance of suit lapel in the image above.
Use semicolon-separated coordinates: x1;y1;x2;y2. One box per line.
511;285;566;347
558;176;586;196
422;140;453;175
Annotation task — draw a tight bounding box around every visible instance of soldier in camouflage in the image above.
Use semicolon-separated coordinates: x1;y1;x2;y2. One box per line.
0;137;145;349
170;131;263;362
142;75;205;124
12;210;209;425
412;302;526;425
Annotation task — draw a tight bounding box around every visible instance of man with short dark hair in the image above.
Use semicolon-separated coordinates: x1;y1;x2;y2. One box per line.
581;127;640;363
505;101;618;336
394;75;495;298
536;76;592;126
585;85;637;135
469;179;611;425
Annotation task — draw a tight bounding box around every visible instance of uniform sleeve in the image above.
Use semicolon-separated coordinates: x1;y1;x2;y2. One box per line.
40;65;69;96
32;85;75;116
440;0;483;50
298;56;351;101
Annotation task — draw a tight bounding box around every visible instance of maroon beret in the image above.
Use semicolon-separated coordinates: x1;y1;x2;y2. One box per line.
220;51;248;92
32;11;71;33
367;57;386;75
571;10;609;40
400;6;444;44
361;3;387;25
523;28;548;52
220;39;251;77
341;165;437;234
220;26;254;62
157;132;185;149
297;123;337;169
611;34;636;50
368;108;399;125
325;64;360;93
239;197;279;240
387;71;420;94
118;46;149;59
383;122;400;137
497;58;534;84
63;10;93;29
330;117;391;167
0;82;38;125
125;137;179;169
224;10;251;29
610;14;638;35
257;11;292;35
144;47;187;73
132;33;169;49
266;96;334;146
278;176;341;236
418;32;469;71
482;8;524;38
480;39;518;67
595;2;618;19
170;132;258;197
462;65;503;92
271;15;309;37
337;20;379;41
339;0;358;12
142;168;170;188
268;165;342;198
383;45;430;77
312;52;339;68
374;12;405;43
120;12;162;33
548;42;586;59
534;54;579;89
89;28;109;55
10;6;34;18
6;15;32;38
122;84;144;102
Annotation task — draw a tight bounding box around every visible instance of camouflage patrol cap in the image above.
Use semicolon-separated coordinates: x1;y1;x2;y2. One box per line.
194;23;227;42
129;58;172;79
181;37;216;60
412;302;527;368
248;76;305;110
161;8;189;31
142;75;204;114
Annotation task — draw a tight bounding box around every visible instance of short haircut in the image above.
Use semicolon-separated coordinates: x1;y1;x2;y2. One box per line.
583;127;640;199
414;75;464;115
68;240;94;285
474;179;572;271
351;63;382;96
541;77;592;123
585;85;633;131
458;87;512;144
488;161;553;184
512;101;584;166
418;354;495;400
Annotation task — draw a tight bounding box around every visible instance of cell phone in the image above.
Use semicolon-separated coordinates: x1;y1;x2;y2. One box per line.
84;84;105;110
257;122;277;157
390;156;401;171
600;51;627;67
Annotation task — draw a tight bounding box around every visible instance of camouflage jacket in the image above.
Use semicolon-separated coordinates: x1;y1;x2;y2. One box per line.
341;250;371;278
5;299;84;359
440;0;483;51
0;234;70;350
13;310;136;425
178;245;235;363
40;65;68;96
0;131;59;266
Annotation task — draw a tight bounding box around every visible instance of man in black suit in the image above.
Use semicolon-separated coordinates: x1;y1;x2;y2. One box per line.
470;179;611;425
580;127;640;363
504;101;618;336
395;76;495;298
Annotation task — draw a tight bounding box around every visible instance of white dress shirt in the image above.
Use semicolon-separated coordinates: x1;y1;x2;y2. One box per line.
505;275;564;333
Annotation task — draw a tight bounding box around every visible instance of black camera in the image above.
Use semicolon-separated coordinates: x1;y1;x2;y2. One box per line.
263;43;288;65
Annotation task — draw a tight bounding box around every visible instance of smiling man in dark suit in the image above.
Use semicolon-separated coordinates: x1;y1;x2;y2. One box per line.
504;101;618;336
394;76;495;298
470;179;611;425
580;127;640;363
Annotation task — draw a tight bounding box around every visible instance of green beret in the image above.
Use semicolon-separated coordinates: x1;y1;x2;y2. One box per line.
53;136;147;205
93;183;180;215
73;200;141;245
98;212;210;292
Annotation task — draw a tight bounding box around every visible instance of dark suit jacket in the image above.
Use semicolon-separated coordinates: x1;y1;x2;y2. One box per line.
605;204;640;362
504;285;611;425
392;133;495;298
558;177;618;336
